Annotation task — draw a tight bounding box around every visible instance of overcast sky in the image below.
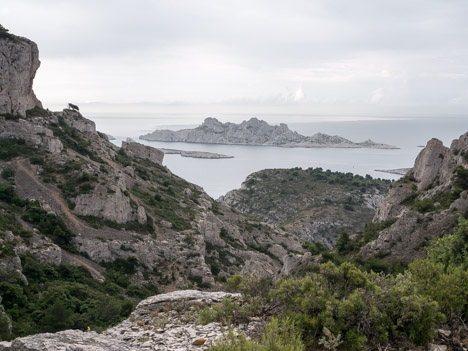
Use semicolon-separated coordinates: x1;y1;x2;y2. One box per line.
2;0;468;117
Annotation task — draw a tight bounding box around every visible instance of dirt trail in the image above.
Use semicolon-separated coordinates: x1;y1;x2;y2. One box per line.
15;158;83;231
61;251;105;281
14;158;107;280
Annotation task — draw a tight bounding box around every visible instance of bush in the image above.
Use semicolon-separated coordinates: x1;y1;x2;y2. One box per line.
270;261;445;348
209;317;304;351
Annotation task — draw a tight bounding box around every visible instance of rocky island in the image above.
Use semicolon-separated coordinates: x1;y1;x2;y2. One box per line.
140;117;398;149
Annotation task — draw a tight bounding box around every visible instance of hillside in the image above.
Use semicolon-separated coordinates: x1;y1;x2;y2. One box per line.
221;168;391;247
140;117;397;149
359;132;468;263
0;30;305;339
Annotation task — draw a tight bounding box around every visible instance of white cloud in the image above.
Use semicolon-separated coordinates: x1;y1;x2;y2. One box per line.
370;88;384;103
294;86;304;101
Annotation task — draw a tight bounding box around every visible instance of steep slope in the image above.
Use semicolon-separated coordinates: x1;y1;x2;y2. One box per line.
140;117;397;149
221;168;391;247
359;132;468;263
0;110;303;289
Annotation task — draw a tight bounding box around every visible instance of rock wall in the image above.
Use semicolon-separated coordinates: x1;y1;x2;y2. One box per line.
0;35;42;116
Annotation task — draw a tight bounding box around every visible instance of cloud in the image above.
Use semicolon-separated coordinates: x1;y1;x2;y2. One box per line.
370;88;384;103
294;86;304;101
2;0;468;114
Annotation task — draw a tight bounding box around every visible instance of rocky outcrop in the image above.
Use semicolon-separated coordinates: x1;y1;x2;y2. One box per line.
122;141;164;165
0;290;259;351
73;186;147;225
0;116;63;154
360;131;468;263
140;117;398;149
61;109;96;134
0;34;42;116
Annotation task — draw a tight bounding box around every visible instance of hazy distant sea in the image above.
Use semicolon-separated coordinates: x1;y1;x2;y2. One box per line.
87;114;467;198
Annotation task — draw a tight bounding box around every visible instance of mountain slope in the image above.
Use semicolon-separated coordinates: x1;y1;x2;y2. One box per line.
220;168;391;247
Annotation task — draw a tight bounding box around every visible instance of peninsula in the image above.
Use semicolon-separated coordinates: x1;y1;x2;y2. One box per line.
140;117;398;149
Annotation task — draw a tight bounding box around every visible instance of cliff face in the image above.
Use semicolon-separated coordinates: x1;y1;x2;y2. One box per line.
0;35;42;116
360;132;468;263
140;117;397;149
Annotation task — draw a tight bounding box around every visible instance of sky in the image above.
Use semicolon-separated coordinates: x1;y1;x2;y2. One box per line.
2;0;468;118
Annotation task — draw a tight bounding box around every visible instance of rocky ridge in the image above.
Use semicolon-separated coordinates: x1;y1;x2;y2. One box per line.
360;132;468;263
140;117;398;149
0;290;260;351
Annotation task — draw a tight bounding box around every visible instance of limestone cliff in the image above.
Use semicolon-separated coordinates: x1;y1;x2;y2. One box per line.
360;131;468;263
140;117;398;149
0;31;42;116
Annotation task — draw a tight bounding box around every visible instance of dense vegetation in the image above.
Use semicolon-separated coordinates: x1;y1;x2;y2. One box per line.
0;254;135;340
204;217;468;350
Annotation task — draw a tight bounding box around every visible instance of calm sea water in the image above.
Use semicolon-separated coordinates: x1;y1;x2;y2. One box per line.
87;114;467;198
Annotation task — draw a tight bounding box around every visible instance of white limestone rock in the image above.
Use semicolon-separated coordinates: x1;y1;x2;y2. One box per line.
0;34;42;116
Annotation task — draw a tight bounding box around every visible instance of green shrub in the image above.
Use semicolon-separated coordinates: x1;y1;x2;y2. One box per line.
1;168;14;180
209;317;304;351
0;138;35;161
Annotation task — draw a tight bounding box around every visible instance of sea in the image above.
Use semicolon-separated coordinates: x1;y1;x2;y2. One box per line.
85;114;468;199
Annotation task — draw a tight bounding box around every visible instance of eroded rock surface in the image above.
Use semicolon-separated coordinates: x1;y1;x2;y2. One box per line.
360;131;468;263
0;34;42;116
0;290;261;351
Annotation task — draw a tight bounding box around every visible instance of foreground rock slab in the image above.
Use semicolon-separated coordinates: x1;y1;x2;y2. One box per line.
0;290;259;351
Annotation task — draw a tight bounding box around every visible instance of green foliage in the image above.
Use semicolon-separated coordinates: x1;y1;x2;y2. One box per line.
1;168;14;180
427;217;468;269
0;184;75;250
0;255;136;339
49;118;102;162
25;106;50;118
209;317;304;351
270;261;445;348
0;138;35;161
115;148;132;167
22;205;75;250
78;215;154;234
412;198;435;213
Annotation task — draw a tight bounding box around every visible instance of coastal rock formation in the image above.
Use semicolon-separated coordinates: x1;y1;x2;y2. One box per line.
360;131;468;263
122;141;164;165
0;33;42;116
0;290;257;351
140;117;398;149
